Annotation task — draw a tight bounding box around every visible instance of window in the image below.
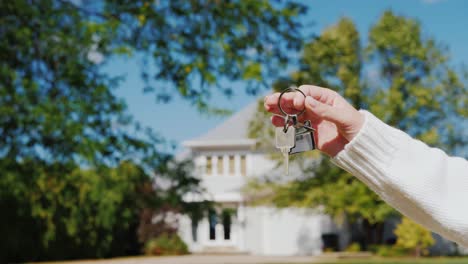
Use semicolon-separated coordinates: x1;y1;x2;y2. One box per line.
240;155;247;176
206;156;212;175
229;155;235;175
217;156;224;175
222;210;232;240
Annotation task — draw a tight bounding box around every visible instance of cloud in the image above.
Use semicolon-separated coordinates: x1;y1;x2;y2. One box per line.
87;50;104;64
87;35;104;64
87;45;104;64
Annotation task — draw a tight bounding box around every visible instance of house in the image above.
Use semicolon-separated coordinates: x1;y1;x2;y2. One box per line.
177;100;343;255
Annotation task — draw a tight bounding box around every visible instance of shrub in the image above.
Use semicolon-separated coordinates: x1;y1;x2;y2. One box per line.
394;217;435;257
345;242;361;252
369;244;409;257
144;233;189;256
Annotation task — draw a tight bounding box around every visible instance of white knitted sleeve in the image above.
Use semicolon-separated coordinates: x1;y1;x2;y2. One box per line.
331;110;468;247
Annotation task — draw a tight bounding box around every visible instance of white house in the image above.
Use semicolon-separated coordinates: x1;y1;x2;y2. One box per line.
178;100;343;256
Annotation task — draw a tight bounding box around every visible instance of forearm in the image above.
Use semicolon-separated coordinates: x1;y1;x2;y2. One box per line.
332;110;468;246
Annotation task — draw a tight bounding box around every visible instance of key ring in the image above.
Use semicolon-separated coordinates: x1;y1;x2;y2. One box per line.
277;86;306;117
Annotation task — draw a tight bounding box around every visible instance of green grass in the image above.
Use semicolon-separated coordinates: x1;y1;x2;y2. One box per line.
34;256;468;264
312;257;468;264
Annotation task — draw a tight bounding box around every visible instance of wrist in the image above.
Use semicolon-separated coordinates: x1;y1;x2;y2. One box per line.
329;110;366;157
345;110;365;141
325;135;349;157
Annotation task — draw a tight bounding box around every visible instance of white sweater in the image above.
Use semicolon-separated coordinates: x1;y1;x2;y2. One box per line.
331;110;468;247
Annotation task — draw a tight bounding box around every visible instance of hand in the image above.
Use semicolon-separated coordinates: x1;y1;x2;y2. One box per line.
264;84;365;157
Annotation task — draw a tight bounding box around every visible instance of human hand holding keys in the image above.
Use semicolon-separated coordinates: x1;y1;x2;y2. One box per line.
266;84;365;159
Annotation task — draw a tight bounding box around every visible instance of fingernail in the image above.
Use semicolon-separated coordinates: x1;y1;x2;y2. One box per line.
293;95;300;106
305;96;318;107
264;95;269;102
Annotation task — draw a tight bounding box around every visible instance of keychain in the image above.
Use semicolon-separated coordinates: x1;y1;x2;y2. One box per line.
274;86;316;175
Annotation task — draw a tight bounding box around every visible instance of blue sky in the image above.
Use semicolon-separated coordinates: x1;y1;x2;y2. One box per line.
106;0;468;153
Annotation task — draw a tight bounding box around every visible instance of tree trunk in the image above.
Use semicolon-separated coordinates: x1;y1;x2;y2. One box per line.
415;245;421;257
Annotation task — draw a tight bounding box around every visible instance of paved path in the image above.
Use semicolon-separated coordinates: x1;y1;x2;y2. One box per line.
39;254;323;264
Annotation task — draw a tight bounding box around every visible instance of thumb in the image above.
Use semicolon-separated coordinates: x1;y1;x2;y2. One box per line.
305;96;349;127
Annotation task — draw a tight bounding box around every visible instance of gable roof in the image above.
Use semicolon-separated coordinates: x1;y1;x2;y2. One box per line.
183;100;259;148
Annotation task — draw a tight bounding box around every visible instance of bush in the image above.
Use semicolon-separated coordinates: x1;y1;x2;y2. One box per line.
144;233;189;256
368;244;409;257
345;242;361;252
394;217;435;257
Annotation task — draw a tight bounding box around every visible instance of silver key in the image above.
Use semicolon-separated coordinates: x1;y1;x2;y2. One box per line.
275;126;296;175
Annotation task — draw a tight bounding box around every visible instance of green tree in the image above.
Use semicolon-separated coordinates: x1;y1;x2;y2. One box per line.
0;0;305;262
394;217;435;257
247;12;467;248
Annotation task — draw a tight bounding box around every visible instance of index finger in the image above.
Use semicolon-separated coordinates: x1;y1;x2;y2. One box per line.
264;91;306;116
298;85;338;104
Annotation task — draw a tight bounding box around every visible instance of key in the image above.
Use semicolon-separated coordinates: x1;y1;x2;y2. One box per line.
290;120;316;154
275;126;296;175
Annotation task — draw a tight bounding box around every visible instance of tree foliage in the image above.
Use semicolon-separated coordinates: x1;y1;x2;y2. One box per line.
58;0;304;112
0;161;149;260
247;11;467;245
0;0;305;262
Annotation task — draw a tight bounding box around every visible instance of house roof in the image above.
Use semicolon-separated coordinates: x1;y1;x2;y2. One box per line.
183;100;259;148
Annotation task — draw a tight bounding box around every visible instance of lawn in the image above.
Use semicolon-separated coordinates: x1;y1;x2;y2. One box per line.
312;257;468;264
33;256;468;264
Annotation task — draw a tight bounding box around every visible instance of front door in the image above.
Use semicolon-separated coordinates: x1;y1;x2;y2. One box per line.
207;209;236;246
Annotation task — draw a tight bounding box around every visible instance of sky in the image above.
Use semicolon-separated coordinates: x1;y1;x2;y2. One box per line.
106;0;468;153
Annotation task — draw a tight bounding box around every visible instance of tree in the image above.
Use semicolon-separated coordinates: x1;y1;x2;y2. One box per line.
0;0;305;262
247;12;467;248
394;217;435;257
